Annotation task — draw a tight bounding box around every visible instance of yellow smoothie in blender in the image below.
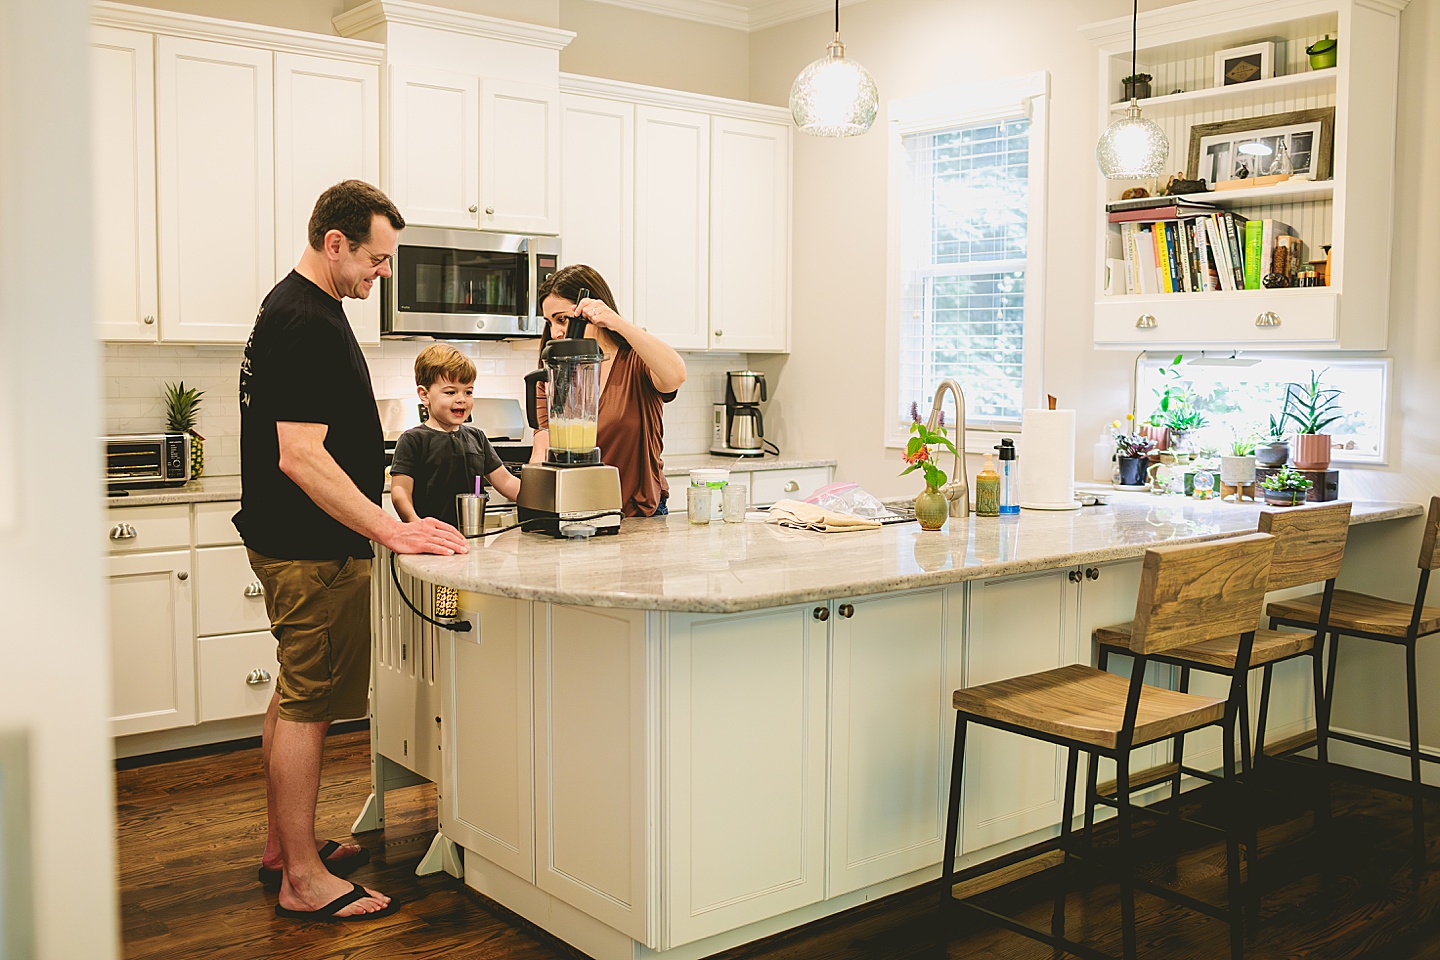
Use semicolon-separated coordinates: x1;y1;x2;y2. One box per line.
549;417;598;452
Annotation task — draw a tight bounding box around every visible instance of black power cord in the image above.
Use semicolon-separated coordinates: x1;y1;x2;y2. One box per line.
386;511;625;632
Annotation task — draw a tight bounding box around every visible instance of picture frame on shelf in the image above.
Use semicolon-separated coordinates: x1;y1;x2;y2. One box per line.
1186;107;1335;185
1214;41;1278;86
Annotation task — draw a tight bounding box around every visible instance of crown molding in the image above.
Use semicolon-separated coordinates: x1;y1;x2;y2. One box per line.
577;0;867;33
561;72;790;122
334;0;576;50
92;1;383;61
1081;0;1407;47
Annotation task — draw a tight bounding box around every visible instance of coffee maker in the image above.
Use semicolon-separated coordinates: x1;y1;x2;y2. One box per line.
518;314;623;537
710;370;770;457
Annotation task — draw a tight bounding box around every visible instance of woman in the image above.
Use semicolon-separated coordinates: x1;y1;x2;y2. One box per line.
530;264;686;517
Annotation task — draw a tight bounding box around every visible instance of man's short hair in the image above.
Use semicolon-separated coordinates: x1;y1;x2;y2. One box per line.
415;344;476;388
307;180;405;251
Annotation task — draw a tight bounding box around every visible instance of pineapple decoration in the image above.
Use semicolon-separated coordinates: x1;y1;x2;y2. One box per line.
164;381;206;479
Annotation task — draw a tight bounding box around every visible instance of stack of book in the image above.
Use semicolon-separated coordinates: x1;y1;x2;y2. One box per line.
1106;197;1303;295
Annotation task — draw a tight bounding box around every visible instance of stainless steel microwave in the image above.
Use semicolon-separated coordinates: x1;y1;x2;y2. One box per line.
104;433;191;488
382;227;559;340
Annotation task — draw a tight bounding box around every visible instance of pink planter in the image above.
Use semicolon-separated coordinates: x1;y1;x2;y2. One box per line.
1292;434;1333;471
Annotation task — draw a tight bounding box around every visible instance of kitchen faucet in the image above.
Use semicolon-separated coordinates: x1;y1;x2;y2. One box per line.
925;379;969;519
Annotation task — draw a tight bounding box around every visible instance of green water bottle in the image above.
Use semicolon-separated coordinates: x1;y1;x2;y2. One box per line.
975;453;1001;517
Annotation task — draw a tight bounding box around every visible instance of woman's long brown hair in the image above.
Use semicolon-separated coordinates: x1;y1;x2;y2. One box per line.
535;264;631;365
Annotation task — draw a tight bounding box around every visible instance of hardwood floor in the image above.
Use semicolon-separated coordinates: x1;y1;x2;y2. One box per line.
115;730;1440;960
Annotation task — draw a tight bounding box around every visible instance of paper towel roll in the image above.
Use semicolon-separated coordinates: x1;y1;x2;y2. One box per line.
1019;409;1082;510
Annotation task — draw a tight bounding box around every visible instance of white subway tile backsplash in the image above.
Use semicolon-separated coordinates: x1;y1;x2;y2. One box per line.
102;340;749;477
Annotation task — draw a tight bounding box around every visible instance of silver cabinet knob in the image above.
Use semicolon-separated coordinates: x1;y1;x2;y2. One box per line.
109;522;137;540
143;315;155;325
1256;311;1282;327
176;570;189;581
838;603;855;619
468;204;478;213
485;206;495;215
713;330;724;338
1135;314;1158;329
812;606;829;622
784;480;799;492
1068;569;1082;583
245;668;272;686
243;581;264;598
1085;567;1100;580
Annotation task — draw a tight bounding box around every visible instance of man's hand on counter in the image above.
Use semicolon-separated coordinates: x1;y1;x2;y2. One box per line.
380;516;470;555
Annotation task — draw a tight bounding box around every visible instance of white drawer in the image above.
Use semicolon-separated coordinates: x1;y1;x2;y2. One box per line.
104;503;190;553
751;467;833;506
1093;289;1339;349
198;630;279;722
197;545;272;637
195;500;242;546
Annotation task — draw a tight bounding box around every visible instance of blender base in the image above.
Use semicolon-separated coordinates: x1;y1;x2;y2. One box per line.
516;463;624;537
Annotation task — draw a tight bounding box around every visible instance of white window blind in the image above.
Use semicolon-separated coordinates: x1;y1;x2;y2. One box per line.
898;116;1031;429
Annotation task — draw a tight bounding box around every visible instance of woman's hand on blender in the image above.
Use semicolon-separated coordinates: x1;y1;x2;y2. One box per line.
577;297;625;333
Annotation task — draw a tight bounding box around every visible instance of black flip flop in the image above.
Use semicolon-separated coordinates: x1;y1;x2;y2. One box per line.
274;881;398;923
258;839;370;887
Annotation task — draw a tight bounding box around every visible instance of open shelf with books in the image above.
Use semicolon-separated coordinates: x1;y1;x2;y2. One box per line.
1083;0;1407;351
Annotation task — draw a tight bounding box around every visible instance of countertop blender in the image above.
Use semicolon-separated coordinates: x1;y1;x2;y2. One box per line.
519;319;623;537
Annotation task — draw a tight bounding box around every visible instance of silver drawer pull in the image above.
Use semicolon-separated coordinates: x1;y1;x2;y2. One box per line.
783;480;799;492
1135;314;1157;329
245;668;273;686
109;522;137;540
243;581;265;598
1256;311;1281;327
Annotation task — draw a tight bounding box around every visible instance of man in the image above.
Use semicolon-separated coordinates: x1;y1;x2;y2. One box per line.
235;180;468;922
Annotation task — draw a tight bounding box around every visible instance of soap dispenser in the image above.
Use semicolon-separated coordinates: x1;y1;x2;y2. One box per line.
975;453;1000;517
996;439;1019;515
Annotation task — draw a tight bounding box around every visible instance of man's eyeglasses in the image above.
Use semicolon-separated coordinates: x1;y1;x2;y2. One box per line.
354;242;393;268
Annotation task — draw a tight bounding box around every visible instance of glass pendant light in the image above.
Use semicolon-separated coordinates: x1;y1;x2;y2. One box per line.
1095;0;1169;179
789;0;878;137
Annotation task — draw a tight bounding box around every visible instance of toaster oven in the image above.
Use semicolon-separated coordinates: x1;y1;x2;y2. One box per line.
105;433;191;488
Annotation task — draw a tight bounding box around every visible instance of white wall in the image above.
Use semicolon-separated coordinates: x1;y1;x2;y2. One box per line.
0;0;121;958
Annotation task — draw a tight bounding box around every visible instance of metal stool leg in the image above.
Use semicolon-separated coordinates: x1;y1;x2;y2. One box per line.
941;714;967;910
1253;663;1274;772
1053;746;1080;940
1115;751;1138;960
1406;640;1426;868
1171;666;1190;807
1221;711;1247;960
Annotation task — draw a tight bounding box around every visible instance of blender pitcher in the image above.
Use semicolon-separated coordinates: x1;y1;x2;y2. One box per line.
538;338;602;465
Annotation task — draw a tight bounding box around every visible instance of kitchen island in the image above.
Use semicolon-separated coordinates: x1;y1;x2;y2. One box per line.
370;496;1421;960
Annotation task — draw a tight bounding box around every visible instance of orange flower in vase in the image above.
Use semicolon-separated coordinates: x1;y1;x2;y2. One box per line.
901;402;959;531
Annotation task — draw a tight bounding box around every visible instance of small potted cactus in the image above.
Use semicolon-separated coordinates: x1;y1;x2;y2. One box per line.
164;381;205;479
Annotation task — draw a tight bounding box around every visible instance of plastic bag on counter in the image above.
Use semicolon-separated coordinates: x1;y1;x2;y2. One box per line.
801;482;896;519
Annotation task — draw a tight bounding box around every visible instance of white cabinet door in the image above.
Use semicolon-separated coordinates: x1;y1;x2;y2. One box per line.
388;65;479;229
828;587;961;895
708;116;790;353
560;94;634;317
275;53;381;343
155;37;274;343
195;545;272;638
960;569;1075;854
197;630;279;722
634;106;709;351
92;27;158;342
533;604;652;942
443;593;534;882
480;77;560;235
663;603;826;947
107;549;195;736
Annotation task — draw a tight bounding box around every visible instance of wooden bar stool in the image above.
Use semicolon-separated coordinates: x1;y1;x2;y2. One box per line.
941;533;1276;960
1087;502;1350;820
1266;495;1440;863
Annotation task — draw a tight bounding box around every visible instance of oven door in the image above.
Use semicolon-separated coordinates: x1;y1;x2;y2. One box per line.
384;227;544;339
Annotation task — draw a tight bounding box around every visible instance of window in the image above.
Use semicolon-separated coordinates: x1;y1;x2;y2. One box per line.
1135;355;1389;464
886;73;1049;446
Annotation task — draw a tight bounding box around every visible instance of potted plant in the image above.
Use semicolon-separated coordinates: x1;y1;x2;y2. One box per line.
1284;369;1342;470
1220;434;1258;489
1121;72;1152;100
901;402;958;531
164;381;205;479
1260;467;1313;506
1142;354;1189;452
1113;430;1155;487
1256;414;1290;467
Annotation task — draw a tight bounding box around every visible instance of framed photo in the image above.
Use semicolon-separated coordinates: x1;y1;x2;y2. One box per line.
1186;107;1335;184
1214;41;1277;86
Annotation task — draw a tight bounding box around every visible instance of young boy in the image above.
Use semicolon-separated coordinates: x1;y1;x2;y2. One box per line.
390;344;521;529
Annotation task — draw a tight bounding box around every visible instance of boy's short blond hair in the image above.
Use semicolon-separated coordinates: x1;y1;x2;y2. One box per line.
414;344;476;387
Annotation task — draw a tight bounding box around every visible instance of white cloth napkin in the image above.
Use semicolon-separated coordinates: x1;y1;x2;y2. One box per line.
766;499;883;533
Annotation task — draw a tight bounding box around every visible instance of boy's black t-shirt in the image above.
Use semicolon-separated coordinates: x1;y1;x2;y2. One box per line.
390;423;503;527
233;271;382;560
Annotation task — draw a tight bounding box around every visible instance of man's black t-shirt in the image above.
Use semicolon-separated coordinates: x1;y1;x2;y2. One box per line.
390;424;503;527
233;271;382;560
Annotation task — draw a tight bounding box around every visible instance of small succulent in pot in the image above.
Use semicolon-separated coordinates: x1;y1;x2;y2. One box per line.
1121;72;1153;100
1221;432;1259;487
1260;467;1313;506
1256;414;1290;467
1284;369;1342;470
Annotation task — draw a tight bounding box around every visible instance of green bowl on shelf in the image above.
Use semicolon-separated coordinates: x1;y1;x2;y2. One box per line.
1307;36;1337;70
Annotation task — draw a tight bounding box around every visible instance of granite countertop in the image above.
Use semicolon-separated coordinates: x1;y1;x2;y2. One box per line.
661;454;836;475
104;475;243;507
397;495;1424;614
